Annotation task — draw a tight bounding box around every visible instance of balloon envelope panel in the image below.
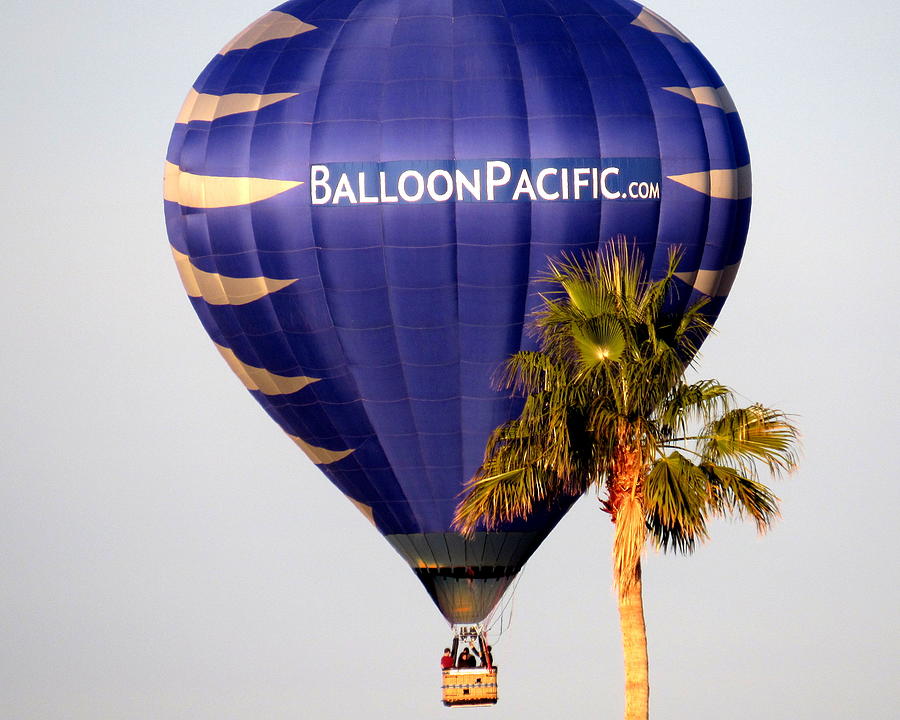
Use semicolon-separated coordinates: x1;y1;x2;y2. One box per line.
164;0;750;624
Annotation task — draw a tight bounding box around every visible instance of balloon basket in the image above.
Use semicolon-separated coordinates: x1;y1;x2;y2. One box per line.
441;668;498;708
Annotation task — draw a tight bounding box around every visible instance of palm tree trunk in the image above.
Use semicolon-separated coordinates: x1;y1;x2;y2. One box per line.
618;559;648;720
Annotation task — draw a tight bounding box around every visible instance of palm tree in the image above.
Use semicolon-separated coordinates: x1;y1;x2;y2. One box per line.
453;241;800;720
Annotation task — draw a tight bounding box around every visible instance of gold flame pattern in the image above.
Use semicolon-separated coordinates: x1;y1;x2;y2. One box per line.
662;86;738;114
164;161;303;209
289;434;355;464
213;343;318;395
175;90;300;124
667;164;752;200
219;11;316;54
346;497;377;526
675;262;741;298
631;8;690;42
171;247;297;306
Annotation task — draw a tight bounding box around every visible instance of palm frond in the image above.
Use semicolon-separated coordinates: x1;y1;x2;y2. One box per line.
701;404;801;477
669;299;714;363
571;315;627;365
657;380;733;437
587;405;621;442
634;245;683;324
627;349;685;414
496;350;570;395
702;463;780;533
453;466;557;536
480;393;595;497
603;243;639;319
644;452;710;553
557;273;618;318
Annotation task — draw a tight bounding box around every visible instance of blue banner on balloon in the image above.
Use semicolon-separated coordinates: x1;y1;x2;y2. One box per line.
310;157;662;206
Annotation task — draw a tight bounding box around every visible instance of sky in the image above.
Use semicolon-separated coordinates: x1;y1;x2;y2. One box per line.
2;1;898;718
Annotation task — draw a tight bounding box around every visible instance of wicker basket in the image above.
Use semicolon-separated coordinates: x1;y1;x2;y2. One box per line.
441;668;499;707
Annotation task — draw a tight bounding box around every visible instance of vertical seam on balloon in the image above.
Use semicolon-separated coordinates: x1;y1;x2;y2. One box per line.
624;3;663;262
192;69;281;395
627;9;707;318
440;532;454;569
246;4;322;404
466;531;487;580
250;6;371;491
502;533;522;577
368;5;428;535
490;0;534;515
449;0;464;518
648;32;741;303
491;532;509;575
479;534;493;582
379;8;437;531
722;104;751;270
309;3;418;535
298;0;347;380
286;0;365;467
462;530;473;567
244;12;353;462
713;96;751;297
198;33;271;370
201;40;285;409
421;534;441;572
504;0;554;497
547;0;605;248
688;86;740;301
377;6;445;533
496;0;532;355
665;46;715;312
317;4;414;533
602;5;663;269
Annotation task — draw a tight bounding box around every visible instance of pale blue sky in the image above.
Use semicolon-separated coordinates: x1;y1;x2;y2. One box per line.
2;1;898;718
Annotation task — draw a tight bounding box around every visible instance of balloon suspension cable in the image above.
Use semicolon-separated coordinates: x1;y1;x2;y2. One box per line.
482;568;523;641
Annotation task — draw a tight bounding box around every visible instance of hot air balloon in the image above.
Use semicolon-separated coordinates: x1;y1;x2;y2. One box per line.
164;0;749;659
